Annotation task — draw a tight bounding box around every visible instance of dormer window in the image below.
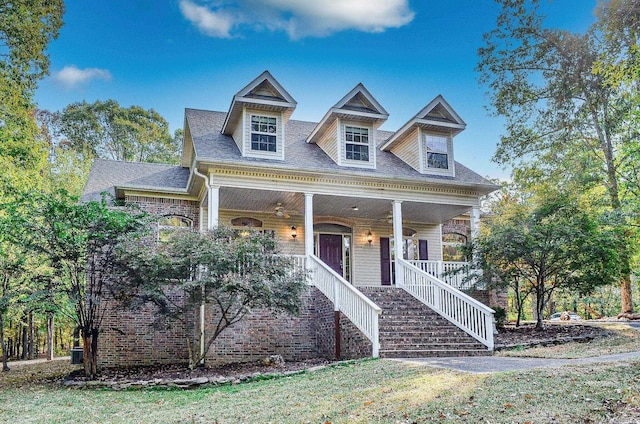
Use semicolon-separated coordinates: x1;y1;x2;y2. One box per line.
251;115;277;152
425;135;449;170
345;126;369;161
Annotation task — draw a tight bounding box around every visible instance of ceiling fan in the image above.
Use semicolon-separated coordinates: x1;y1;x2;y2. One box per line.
274;203;291;219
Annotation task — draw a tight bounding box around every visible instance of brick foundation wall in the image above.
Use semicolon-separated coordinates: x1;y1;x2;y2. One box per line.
99;293;189;368
99;286;374;368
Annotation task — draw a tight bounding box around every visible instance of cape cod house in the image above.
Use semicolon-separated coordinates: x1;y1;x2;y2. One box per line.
83;71;499;367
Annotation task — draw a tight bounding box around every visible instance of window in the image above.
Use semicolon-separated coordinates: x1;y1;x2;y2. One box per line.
158;215;192;242
345;126;369;161
425;135;449;169
251;115;277;152
442;233;467;262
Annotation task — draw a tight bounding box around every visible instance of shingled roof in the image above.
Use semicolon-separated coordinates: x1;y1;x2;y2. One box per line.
184;108;496;191
82;159;190;202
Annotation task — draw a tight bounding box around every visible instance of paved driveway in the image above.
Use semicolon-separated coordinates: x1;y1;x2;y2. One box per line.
393;351;640;373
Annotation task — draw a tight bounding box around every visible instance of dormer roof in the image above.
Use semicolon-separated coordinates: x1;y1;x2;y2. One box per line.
381;95;466;151
221;70;297;135
307;83;388;144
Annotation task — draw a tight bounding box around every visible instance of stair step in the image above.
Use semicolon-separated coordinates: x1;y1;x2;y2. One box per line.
380;349;492;358
357;286;489;357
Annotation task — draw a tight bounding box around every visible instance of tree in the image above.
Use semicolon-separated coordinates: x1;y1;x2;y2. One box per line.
0;0;64;194
115;226;308;370
477;0;639;313
53;100;181;164
472;193;622;329
30;191;151;378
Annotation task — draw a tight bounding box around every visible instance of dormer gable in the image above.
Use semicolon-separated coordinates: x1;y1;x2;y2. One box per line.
221;71;297;160
382;96;465;177
307;84;388;169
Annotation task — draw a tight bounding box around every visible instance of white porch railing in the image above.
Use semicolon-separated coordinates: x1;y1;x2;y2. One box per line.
307;254;382;357
397;258;494;350
407;260;472;290
288;255;307;274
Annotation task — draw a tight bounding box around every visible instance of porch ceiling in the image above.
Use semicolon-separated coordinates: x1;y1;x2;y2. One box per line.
219;187;471;224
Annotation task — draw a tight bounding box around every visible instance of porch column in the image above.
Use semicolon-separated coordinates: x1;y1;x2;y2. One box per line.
470;205;481;241
470;205;482;283
304;193;314;257
392;200;404;286
207;184;220;229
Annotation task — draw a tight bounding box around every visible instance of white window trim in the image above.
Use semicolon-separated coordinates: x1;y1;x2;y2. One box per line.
338;120;376;169
244;109;284;160
420;129;455;177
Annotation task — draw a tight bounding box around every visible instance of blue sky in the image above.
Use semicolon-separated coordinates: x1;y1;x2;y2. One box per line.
35;0;599;180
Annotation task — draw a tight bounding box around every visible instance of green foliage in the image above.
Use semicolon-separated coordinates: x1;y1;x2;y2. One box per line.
492;306;507;330
474;191;623;329
23;190;152;377
0;0;64;194
477;0;640;313
116;226;308;369
53;100;181;164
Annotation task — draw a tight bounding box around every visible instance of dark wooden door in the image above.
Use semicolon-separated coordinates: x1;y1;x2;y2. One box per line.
380;237;391;285
319;234;343;276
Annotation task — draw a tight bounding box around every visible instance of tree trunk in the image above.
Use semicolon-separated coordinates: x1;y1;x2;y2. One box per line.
28;311;34;360
82;328;99;379
535;287;545;330
20;317;27;360
0;312;9;371
620;265;634;314
46;312;54;361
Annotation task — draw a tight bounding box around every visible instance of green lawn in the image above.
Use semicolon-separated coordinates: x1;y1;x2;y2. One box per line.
1;325;640;423
1;358;639;423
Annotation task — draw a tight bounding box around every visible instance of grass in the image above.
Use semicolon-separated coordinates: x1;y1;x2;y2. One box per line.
498;322;640;359
1;325;639;423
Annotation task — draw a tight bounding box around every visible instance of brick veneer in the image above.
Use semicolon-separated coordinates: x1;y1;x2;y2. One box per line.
96;195;379;368
98;286;372;368
125;195;200;227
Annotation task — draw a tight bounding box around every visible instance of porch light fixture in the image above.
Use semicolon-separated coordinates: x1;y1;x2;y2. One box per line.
291;226;297;240
367;230;373;245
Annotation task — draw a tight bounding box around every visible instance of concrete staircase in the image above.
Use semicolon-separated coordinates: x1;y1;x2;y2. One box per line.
359;286;491;358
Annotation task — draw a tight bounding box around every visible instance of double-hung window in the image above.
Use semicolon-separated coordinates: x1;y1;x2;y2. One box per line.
251;115;277;152
345;126;369;161
425;135;449;169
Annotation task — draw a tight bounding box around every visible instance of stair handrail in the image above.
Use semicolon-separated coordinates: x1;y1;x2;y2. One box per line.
307;254;382;357
396;258;494;350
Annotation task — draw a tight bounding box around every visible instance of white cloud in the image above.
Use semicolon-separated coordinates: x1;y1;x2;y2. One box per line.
179;0;414;39
179;0;235;38
53;65;112;89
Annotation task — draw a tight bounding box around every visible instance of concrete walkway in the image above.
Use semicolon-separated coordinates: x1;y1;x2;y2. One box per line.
393;351;640;373
4;356;71;369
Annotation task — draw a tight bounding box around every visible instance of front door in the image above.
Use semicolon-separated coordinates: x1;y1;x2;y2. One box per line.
319;234;343;276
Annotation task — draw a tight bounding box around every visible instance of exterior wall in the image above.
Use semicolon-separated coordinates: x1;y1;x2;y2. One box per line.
232;112;243;152
442;217;471;238
125;195;200;227
99;292;189;368
390;128;420;172
218;210;305;256
99;286;373;368
316;119;339;164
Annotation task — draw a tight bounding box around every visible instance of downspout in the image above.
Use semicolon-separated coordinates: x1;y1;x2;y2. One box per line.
192;166;209;364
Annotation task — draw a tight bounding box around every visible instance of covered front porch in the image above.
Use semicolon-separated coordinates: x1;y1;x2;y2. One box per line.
197;186;479;289
194;184;494;357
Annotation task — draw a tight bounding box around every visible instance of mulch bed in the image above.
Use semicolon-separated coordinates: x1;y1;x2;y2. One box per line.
494;323;612;350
